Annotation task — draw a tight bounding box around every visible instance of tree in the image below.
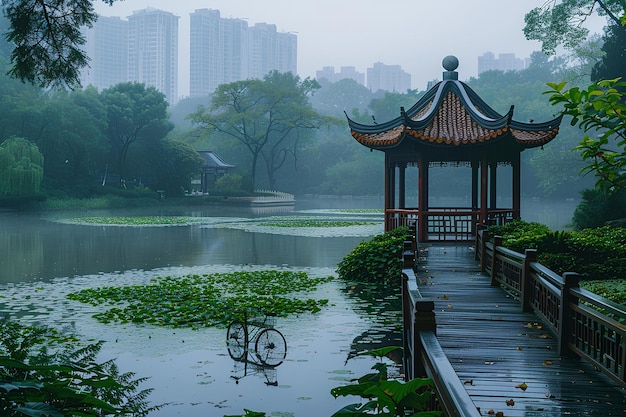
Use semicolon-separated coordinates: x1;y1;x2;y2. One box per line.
1;0;118;88
190;71;323;190
524;0;625;54
148;139;204;197
100;82;172;184
0;136;43;196
546;78;626;191
591;23;626;82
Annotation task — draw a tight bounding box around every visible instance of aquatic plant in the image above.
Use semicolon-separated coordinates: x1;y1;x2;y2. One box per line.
67;216;205;226
67;270;332;328
259;220;375;228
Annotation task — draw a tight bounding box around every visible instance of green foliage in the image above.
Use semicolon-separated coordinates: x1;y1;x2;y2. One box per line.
2;0;119;88
0;137;44;197
67;270;332;328
101;82;173;182
523;1;625;55
572;188;626;229
216;173;243;192
337;228;409;284
489;220;626;279
546;78;626;192
581;279;626;305
330;347;441;417
0;319;158;416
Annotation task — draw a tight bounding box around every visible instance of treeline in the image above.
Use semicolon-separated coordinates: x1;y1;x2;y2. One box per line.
0;30;602;206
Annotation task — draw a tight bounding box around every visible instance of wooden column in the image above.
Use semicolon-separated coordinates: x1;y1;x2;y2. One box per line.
512;153;521;219
384;154;394;231
471;161;478;210
480;157;488;226
399;162;406;209
417;157;428;242
490;162;497;211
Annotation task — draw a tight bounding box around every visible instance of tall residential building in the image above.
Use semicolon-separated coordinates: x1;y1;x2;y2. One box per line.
315;66;365;86
190;9;248;96
478;52;527;74
80;16;128;90
189;10;297;97
367;62;411;93
128;8;179;104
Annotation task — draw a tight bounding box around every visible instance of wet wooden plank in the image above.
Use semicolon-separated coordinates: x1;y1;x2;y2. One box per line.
414;244;626;417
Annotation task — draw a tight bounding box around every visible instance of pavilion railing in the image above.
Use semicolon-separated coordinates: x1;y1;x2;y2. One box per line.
387;208;514;241
476;229;626;387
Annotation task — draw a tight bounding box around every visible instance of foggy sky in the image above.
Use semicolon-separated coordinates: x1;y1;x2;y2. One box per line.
94;0;607;97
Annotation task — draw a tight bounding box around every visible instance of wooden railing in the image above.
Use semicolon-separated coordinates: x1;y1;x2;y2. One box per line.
476;229;626;386
387;208;514;241
402;273;482;417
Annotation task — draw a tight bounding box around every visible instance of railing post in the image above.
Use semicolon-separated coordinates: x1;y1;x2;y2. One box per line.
490;235;502;286
479;229;489;272
401;273;411;380
520;249;537;313
413;300;436;378
558;272;581;357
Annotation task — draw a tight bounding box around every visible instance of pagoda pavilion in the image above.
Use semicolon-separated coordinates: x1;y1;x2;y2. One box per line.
346;56;562;242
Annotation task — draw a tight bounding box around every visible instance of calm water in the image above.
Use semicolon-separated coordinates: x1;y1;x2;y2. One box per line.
0;197;577;416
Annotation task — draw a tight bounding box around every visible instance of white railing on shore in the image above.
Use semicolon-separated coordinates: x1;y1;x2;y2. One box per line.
253;190;295;201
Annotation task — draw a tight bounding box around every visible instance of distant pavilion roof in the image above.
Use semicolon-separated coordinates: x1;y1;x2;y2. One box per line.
346;58;562;153
197;150;235;169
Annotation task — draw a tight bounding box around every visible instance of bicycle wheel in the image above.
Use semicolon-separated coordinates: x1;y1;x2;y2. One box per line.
226;321;247;360
254;328;286;366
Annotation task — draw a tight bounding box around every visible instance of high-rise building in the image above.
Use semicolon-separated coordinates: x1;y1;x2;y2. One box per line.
315;66;365;86
190;9;248;97
478;52;527;74
128;8;179;104
367;62;411;93
189;10;297;97
80;16;128;90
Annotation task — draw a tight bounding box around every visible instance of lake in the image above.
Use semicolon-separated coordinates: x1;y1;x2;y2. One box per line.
0;196;577;416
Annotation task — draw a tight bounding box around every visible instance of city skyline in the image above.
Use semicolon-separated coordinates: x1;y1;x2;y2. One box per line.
93;0;607;96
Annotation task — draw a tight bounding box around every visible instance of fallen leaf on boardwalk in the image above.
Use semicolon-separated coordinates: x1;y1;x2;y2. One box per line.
545;392;555;398
543;360;553;366
446;304;453;309
487;410;495;415
496;412;504;417
516;346;523;350
506;399;515;406
515;382;528;391
464;380;473;385
443;294;449;300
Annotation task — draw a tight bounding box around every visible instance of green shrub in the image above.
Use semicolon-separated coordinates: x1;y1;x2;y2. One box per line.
337;227;409;284
489;221;626;280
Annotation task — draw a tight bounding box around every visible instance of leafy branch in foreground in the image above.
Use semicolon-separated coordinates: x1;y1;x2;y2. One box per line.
0;319;160;416
546;78;626;191
330;346;442;417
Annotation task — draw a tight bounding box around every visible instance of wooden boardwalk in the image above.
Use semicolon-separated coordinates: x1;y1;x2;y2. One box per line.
414;243;626;417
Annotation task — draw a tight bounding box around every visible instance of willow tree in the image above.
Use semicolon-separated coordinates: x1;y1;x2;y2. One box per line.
0;136;44;196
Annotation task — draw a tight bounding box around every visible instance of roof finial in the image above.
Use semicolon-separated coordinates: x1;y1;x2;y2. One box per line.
442;55;459;80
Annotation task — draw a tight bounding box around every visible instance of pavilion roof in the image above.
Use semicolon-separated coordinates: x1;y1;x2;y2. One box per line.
346;62;562;151
197;150;236;169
